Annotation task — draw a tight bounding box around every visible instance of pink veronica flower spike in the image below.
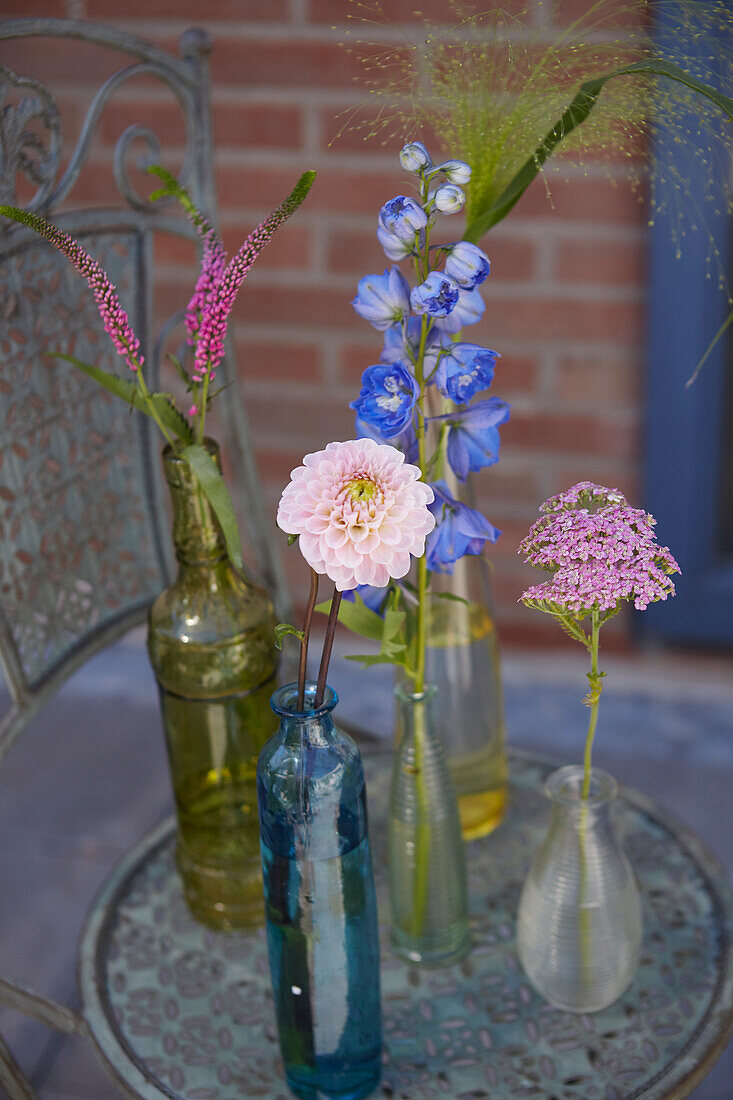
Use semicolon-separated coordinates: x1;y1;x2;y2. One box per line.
278;438;435;591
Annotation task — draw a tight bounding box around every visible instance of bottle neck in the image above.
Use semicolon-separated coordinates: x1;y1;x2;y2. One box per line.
162;441;227;566
546;765;616;830
271;682;339;749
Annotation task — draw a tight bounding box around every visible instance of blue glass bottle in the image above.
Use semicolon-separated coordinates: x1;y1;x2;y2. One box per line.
257;681;382;1100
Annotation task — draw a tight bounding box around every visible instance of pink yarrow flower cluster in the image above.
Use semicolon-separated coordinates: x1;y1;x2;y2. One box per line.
277;438;435;590
519;482;680;614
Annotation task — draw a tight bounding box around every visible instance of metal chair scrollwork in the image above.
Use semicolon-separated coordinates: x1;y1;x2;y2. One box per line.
0;18;288;1098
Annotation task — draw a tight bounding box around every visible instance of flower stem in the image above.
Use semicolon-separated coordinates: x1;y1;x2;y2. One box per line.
136;370;176;449
298;568;319;709
408;694;430;938
577;611;604;989
315;587;342;707
197;372;211;446
414;313;430;693
582;610;602;800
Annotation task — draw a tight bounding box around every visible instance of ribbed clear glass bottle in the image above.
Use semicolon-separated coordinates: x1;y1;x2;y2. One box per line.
389;685;471;966
147;440;277;930
517;765;642;1012
257;682;382;1100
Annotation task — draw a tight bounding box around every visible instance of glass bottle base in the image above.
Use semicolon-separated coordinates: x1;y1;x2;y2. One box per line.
176;843;264;931
391;927;472;968
458;784;507;840
286;1056;381;1100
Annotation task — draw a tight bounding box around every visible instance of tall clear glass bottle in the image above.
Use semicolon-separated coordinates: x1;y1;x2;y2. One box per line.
148;441;277;930
389;685;471;966
423;545;507;840
257;682;382;1100
405;391;508;841
517;765;642;1012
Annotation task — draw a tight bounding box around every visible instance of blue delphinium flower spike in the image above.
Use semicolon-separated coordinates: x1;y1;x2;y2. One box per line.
410;271;460;317
352;267;411;330
426;480;501;573
343;583;391;614
377;223;421;261
434;286;485;333
351;361;419;437
380;319;449;368
432;397;511;480
379;195;428;240
434;344;499;403
355;415;419;464
445;242;491;288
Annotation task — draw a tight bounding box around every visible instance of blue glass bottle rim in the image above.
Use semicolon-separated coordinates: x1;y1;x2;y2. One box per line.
271;681;338;718
544;764;618;808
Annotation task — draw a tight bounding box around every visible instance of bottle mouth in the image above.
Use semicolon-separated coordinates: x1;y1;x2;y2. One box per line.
271;681;338;718
544;764;617;807
394;683;438;705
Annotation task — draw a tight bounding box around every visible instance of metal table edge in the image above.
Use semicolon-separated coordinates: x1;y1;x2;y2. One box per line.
77;815;178;1100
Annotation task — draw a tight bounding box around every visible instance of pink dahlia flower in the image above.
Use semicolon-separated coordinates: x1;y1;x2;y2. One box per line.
277;438;435;590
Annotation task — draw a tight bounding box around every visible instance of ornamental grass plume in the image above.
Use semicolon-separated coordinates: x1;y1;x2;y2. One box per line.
276;438;435;707
338;2;733;273
519;482;680;798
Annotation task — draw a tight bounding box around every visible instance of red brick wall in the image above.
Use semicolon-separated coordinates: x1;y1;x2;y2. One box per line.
0;1;646;648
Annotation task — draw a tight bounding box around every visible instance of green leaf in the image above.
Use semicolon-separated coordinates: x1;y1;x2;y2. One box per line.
167;352;192;389
274;622;305;650
331;592;386;642
464;58;733;242
51;353;193;443
287;533;299;546
344;650;410;669
434;590;471;607
180;443;243;569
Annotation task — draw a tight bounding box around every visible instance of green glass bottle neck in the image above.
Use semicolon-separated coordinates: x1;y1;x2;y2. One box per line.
162;443;227;566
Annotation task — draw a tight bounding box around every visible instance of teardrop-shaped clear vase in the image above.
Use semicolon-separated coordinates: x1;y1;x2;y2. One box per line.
517;765;642;1012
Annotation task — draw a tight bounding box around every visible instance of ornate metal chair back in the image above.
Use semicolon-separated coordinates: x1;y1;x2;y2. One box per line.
0;18;289;771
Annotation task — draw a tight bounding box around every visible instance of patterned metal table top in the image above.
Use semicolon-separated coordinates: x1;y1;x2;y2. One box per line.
78;749;733;1100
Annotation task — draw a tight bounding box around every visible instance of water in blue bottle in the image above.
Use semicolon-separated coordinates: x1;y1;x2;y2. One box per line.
257;682;382;1100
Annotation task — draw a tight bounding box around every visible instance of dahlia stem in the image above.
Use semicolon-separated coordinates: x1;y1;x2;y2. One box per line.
298;568;319;709
315;587;342;707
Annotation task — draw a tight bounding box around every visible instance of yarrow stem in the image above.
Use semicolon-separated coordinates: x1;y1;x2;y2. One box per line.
582;610;602;800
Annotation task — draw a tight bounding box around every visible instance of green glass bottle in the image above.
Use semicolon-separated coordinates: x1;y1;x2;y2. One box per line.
148;441;277;930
